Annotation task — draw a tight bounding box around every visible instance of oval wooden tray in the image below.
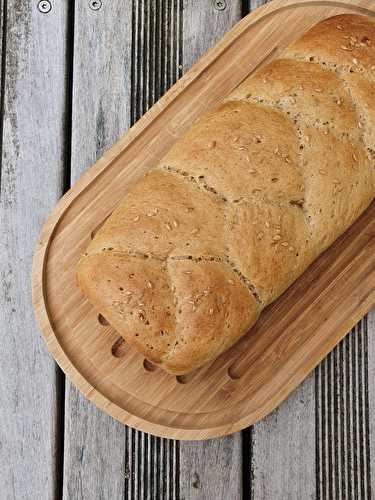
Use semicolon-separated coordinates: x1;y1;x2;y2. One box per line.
32;0;375;440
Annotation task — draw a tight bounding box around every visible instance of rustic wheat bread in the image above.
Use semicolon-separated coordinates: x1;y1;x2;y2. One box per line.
77;14;375;374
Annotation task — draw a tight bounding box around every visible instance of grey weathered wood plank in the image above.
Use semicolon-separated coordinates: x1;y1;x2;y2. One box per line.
0;2;68;499
128;3;182;498
182;0;242;73
246;1;314;498
179;2;243;498
63;2;132;499
180;437;242;500
250;376;316;499
315;319;373;499
0;0;3;86
69;1;132;184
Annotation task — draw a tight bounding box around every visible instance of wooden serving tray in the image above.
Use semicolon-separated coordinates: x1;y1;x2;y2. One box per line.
32;0;375;440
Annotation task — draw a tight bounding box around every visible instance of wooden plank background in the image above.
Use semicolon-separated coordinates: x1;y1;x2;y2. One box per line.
63;3;132;499
0;2;68;498
0;0;374;499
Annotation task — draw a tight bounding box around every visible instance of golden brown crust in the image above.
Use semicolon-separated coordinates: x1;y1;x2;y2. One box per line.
226;199;314;304
163;258;260;373
86;169;227;260
77;14;375;374
160;100;304;205
76;252;178;363
284;14;375;73
228;58;361;140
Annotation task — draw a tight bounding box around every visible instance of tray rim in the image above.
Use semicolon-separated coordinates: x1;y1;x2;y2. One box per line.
32;0;375;440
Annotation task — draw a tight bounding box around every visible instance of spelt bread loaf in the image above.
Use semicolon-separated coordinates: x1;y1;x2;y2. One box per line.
77;14;375;374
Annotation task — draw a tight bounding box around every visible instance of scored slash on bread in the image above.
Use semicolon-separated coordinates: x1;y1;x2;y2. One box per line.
77;14;375;375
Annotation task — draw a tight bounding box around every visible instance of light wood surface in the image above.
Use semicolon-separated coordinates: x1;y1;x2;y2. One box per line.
32;0;375;441
62;3;132;499
0;2;68;498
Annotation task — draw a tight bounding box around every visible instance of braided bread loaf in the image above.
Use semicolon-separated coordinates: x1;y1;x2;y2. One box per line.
77;14;375;374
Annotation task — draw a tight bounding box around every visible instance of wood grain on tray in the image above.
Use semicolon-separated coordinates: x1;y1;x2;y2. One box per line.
32;0;375;439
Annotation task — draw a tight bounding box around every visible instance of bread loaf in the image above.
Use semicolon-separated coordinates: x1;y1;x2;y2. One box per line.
77;14;375;374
